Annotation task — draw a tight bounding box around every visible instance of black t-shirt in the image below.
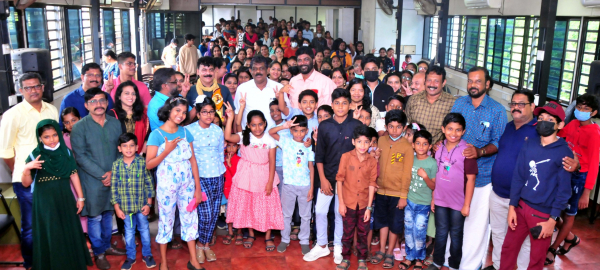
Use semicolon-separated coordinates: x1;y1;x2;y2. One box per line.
368;82;395;112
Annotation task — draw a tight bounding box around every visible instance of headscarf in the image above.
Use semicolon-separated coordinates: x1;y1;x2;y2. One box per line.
28;119;78;179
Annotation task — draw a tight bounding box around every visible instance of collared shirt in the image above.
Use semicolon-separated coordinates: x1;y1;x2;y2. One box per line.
452;95;507;187
179;45;199;75
110;155;155;214
336;150;378;209
102;76;152;106
302;29;314;42
367;80;395;113
491;119;538;198
315;116;363;187
234;79;286;129
289;70;337;108
0;101;58;182
186;122;226;178
147;91;192;131
276;133;315;186
405;90;456;143
285;107;319;140
59;85;115;128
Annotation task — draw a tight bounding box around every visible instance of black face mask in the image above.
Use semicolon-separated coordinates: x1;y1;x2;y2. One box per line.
321;69;332;77
536;121;556;137
288;66;300;76
364;71;379;82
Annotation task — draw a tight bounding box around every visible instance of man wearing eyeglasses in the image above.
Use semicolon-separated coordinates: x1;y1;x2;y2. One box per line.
0;72;58;270
102;52;152;106
186;57;234;122
60;63;115;129
148;68;196;131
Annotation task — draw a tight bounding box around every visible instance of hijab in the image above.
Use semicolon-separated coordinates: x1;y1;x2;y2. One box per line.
29;119;78;179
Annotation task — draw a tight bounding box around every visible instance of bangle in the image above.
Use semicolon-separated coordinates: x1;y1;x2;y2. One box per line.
77;198;85;202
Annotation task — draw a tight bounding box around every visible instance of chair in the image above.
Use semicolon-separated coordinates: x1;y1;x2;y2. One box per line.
0;187;23;266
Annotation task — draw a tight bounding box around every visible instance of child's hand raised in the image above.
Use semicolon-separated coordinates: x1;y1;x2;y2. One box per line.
24;155;44;171
164;136;182;153
282;117;299;129
303;138;312;148
238;92;247;108
312;127;318;142
417;168;428;179
352;107;362;120
224;102;235;119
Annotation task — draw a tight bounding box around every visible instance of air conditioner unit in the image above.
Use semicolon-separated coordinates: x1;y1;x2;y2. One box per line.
581;0;600;7
464;0;501;8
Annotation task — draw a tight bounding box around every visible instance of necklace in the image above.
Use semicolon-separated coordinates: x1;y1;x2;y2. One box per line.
438;142;459;172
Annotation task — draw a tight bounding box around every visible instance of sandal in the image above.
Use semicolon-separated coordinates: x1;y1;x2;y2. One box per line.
370;251;385;264
204;249;217;262
222;234;234;245
243;236;256;249
235;233;244;246
424;255;434;266
382;254;394;269
357;259;369;270
398;259;412;270
195;246;205;264
290;226;300;241
209;235;217;246
336;259;350;270
545;247;557;265
413;259;424;270
557;235;580;255
265;238;276;252
168;238;183;249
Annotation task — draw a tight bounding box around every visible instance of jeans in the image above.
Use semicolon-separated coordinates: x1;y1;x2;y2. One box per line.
315;188;343;246
88;211;114;256
404;199;430;261
565;171;587;216
13;183;33;268
124;212;152;260
433;205;465;270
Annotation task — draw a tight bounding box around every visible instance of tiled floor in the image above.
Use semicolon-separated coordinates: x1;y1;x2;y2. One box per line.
1;215;599;269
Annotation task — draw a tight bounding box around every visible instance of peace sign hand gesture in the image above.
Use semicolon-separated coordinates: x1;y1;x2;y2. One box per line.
353;107;362;120
24;155;44;171
238;92;247;108
181;74;191;97
105;72;115;90
282;117;299;129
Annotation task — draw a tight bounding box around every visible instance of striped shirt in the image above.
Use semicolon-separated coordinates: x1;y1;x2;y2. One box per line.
405;90;456;143
110;155;155;214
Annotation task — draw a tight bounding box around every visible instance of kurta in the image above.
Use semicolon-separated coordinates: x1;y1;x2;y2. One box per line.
70;115;122;217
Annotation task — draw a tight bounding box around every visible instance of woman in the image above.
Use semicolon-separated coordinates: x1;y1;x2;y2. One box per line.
281;63;291;80
230;60;243;73
354;41;365;57
107;81;150;154
324;31;334;49
275;47;285;64
347;78;379;128
261;31;272;48
279;29;291;49
330;40;352;69
246;47;254;58
384;72;403;96
212;45;222;58
22;119;93;269
237;67;253;85
223;73;239;100
269;39;280;55
331;55;342;69
331;67;347;89
103;50;119;80
268;61;282;82
314;51;324;72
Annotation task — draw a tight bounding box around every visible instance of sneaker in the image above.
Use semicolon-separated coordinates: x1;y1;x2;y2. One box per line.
216;217;227;230
94;254;111;270
143;256;157;268
277;242;289;253
303;245;331;262
301;244;311;255
121;258;136;270
333;245;343;264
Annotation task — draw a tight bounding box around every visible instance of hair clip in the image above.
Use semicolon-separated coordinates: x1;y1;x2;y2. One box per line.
195;95;207;104
412;123;420;131
169;97;185;103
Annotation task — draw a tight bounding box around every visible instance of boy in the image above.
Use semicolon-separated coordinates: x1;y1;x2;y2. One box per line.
269;99;286;196
500;102;573;270
546;94;600;261
304;88;362;264
269;115;315;255
371;109;414;268
336;125;378;270
427;113;477;270
278;89;319;141
111;133;156;270
376;95;405;136
355;106;372;127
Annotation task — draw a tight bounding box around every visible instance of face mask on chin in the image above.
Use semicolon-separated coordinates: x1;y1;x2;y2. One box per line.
43;142;61;151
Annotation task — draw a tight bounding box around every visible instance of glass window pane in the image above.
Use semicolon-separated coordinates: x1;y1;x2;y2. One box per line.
547;20;567;100
26;8;47;49
103;10;115;50
463;18;480;71
8;7;19;49
68;9;83;80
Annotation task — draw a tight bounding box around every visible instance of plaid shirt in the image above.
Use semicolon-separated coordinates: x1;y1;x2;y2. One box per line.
451;95;507;187
405;90;456;143
110;155;155;214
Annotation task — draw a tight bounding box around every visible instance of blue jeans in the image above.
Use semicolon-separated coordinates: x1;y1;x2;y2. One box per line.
433;205;465;270
13;183;33;269
87;211;114;256
565;171;587;216
404;199;430;261
124;212;152;260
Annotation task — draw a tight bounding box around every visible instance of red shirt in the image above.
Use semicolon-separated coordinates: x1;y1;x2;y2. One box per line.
284;47;298;58
223;154;240;199
558;119;600;190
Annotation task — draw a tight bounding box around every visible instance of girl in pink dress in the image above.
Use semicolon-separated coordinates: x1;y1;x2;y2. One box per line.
223;102;283;251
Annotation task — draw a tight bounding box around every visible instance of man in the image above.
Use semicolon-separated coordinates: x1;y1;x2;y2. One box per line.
102;52;152;106
261;45;270;58
179;34;199;77
234;56;286;129
283;47;336;108
401;71;426;102
212;23;223;39
148;68;195;131
311;29;327;53
161;38;179;70
71;88;126;270
449;66;507;270
0;73;58;270
60;63;115;128
302;21;314;42
363;56;394;114
187;57;234;121
405;66;455;143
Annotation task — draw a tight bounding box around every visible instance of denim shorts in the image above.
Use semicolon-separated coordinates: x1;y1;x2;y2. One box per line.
565;171;587;216
373;194;404;234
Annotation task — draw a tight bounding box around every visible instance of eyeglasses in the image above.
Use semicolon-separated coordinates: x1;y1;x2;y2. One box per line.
251;67;267;72
87;98;108;105
22;84;44;92
509;102;531;108
166;81;178;85
176;79;185;83
200;110;216;116
402;76;412;80
85;73;103;79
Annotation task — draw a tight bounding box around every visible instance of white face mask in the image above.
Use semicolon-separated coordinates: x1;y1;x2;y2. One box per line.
302;44;309;47
43;142;61;151
317;33;322;38
291;42;298;48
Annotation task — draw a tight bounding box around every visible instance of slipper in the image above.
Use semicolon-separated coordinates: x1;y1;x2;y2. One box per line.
222;234;234;245
370;251;385;264
290;226;300;241
265;238;276;252
243;236;256;249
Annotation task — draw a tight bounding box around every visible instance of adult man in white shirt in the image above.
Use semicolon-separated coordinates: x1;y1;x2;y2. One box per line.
212;24;223;40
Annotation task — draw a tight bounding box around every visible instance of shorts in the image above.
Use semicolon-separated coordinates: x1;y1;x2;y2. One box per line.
370;201;375;230
373;194;404;234
565;171;587;216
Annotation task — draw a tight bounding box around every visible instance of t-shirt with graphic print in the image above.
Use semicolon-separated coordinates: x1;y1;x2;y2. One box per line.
276;132;315;186
236;131;276;149
407;156;438;206
433;139;478;211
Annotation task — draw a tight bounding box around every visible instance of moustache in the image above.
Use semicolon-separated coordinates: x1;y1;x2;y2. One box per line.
255;73;263;76
91;81;99;84
95;107;105;111
204;75;213;78
469;87;479;92
512;109;522;114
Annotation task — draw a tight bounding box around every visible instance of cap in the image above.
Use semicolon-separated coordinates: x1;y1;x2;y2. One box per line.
533;101;565;121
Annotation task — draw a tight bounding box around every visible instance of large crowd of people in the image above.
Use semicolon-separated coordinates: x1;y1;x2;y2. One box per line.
0;16;599;270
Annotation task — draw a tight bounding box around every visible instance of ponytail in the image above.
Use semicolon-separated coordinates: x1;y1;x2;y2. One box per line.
242;126;252;146
242;110;268;147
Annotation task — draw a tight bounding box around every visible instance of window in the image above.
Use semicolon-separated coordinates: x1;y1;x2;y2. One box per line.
67;8;83;80
547;19;581;103
577;19;599;96
507;18;526;86
423;16;438;60
445;16;461;68
122;10;131;52
477;17;487;67
81;8;93;64
46;6;67;87
463;17;480;71
114;10;122;53
522;18;540;90
8;7;19;49
101;9;115;51
25;7;47;49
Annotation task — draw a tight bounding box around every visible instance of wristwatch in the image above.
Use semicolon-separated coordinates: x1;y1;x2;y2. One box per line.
366;206;374;211
77;198;85;202
550;215;559;221
145;203;152;208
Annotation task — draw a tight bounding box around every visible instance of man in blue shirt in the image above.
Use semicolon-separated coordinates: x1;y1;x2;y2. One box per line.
450;66;507;270
147;68;195;131
302;21;314;42
59;63;114;128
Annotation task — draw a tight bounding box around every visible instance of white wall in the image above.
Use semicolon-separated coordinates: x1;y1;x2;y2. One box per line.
275;6;296;22
340;8;355;43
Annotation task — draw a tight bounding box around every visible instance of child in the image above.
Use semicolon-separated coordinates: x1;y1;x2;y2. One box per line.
547;94;600;261
355;106;373;127
404;123;426;144
145;96;203;270
304;89;362;264
111;133;156;269
269;115;315;255
371;109;414;268
269;99;286;196
336;125;378;270
400;129;437;270
375;95;405;137
186;96;226;263
427;113;477;270
278;89;319;140
223;104;284;251
499;102;573;270
222;141;240;245
310;105;333;244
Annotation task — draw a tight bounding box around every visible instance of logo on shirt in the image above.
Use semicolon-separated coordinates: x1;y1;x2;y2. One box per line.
296;149;305;167
391;153;404;164
527;159;550;191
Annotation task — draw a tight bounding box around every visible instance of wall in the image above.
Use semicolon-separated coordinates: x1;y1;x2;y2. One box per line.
449;0;541;16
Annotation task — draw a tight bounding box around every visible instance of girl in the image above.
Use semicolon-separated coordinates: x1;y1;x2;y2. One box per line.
223;102;284;251
212;45;222;58
146;96;204;270
268;61;282;82
223;73;239;99
320;62;333;76
237;67;253;85
331;68;348;89
281;63;291;80
186;96;226;263
230;61;243;73
404;123;426;145
331;55;342;69
22;119;92;269
269;39;280;55
279;29;291;49
384;72;403;96
107;81;150;154
347;78;380;128
331;40;352;69
314;51;324;71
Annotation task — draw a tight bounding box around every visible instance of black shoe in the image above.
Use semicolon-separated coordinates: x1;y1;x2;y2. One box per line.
482;266;497;270
187;261;205;270
105;246;127;256
95;254;111;270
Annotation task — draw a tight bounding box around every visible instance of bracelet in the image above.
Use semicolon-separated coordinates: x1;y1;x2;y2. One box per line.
77;198;85;202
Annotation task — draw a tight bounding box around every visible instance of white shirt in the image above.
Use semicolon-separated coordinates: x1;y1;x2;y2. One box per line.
234;79;289;129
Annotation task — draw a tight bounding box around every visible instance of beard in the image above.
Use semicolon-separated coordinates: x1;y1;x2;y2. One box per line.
468;87;486;99
299;62;314;75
